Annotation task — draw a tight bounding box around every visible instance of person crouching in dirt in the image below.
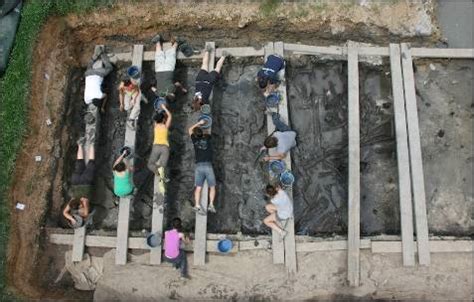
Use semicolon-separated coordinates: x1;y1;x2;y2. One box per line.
192;45;227;111
147;104;172;182
261;112;297;161
163;218;190;280
150;34;188;102
188;121;217;215
257;54;285;97
84;46;113;113
63;139;96;228
263;184;293;240
118;77;141;130
112;148;134;198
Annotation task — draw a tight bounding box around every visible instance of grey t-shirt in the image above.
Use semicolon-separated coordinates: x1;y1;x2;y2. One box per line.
273;131;297;155
272;190;293;220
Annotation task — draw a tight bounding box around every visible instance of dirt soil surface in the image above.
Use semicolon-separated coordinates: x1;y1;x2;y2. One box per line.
6;0;468;300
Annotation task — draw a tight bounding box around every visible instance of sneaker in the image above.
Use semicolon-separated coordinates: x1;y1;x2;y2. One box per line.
157;167;170;183
208;204;216;213
92;46;104;61
192;206;201;213
151;34;163;44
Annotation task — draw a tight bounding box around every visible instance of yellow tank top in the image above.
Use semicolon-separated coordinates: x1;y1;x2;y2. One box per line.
154;126;169;146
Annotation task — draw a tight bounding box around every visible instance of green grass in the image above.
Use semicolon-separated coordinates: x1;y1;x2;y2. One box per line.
0;1;117;299
259;0;282;17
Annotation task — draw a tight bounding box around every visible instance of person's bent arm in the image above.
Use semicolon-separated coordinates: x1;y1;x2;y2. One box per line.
161;104;172;128
188;120;205;136
81;199;90;217
113;153;125;170
63;205;75;224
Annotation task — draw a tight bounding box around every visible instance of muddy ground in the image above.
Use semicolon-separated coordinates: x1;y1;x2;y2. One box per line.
5;0;472;299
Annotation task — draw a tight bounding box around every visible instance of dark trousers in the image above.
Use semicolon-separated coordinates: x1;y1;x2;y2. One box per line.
163;249;188;277
71;159;95;185
271;112;292;132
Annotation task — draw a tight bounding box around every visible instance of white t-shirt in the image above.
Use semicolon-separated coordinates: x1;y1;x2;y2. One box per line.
271;189;293;220
84;75;105;104
273;131;297;155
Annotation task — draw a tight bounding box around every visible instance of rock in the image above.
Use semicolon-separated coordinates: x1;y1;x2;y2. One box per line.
238;18;249;29
452;80;459;85
429;63;436;71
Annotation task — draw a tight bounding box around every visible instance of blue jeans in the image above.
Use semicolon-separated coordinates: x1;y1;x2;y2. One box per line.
271;113;292;132
163;249;188;277
194;162;216;187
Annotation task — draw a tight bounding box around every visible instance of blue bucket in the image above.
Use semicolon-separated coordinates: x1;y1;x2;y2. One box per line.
269;160;286;174
146;232;162;248
198;114;212;129
154;97;167;112
127;65;140;79
266;91;281;108
217;239;233;253
280;170;295;187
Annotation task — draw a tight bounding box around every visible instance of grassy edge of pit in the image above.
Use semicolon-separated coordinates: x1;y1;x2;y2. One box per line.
0;1;117;299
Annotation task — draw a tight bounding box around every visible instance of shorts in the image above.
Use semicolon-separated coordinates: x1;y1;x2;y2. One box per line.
196;69;219;85
71;159;96;185
194;162;216;187
155;48;177;72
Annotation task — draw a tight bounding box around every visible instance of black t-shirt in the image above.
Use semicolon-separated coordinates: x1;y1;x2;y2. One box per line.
195;70;218;103
191;134;213;163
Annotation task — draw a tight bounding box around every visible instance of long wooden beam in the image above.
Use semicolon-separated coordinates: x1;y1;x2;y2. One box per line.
115;44;143;265
401;43;431;266
274;41;298;275
389;43;416;266
347;41;361;287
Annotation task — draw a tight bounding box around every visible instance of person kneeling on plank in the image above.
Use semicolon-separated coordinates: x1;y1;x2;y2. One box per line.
112;148;134;198
118;77;141;130
63;138;95;228
150;33;188;102
147;104;172;183
257;54;285;97
263;184;293;241
188;121;217;215
191;45;228;111
262;112;297;161
163;218;190;280
84;46;113;113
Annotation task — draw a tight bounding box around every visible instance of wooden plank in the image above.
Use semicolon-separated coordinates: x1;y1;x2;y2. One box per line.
372;241;473;253
357;46;390;57
347;41;361;287
411;47;474;58
284;43;344;56
296;239;371;252
149;180;165;265
389;43;416;267
263;42;285;265
274;41;297;275
401;43;430;266
215;47;264;58
193;41;215;266
71;226;86;262
115;44;143;266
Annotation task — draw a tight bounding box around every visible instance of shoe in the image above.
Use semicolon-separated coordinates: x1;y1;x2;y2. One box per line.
192;206;201;213
77;136;86;146
157;167;170;183
92;46;104;61
198;208;207;216
264;108;278;115
208;204;216;213
180;275;191;281
151;34;163;44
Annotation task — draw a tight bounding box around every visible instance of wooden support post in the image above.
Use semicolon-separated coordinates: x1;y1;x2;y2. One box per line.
264;42;285;265
401;43;431;266
274;41;297;274
150;181;165;265
193;42;215;266
389;43;415;266
347;41;361;287
116;44;144;265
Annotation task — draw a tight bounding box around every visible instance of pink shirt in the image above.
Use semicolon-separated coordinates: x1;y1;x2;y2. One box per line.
164;229;180;259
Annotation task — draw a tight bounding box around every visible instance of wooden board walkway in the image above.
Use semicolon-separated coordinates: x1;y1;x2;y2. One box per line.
400;43;430;266
347;41;361;287
71;45;103;263
389;43;415;266
274;41;297;275
193;41;216;266
150;180;164;264
115;44;143;265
